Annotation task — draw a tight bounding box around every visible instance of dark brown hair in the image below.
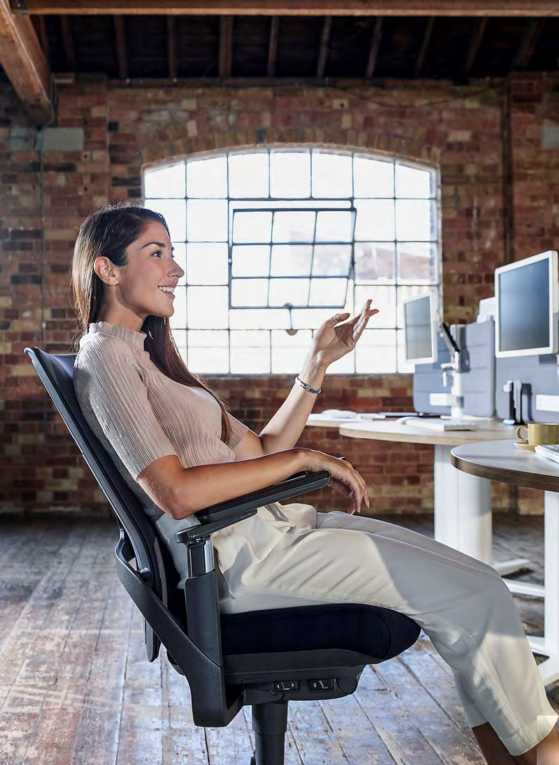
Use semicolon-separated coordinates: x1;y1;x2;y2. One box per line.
71;203;231;443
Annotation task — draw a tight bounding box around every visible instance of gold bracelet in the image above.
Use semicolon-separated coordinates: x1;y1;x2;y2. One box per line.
295;375;321;395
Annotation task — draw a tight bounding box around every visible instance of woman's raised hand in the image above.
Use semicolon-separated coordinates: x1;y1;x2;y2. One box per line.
309;299;379;369
298;448;370;515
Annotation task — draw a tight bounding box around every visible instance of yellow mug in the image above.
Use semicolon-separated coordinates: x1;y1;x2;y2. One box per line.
515;422;559;450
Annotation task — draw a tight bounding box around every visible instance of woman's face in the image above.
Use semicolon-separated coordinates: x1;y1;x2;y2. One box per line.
95;220;185;328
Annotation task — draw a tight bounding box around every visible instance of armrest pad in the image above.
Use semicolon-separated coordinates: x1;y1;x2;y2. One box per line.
175;470;330;544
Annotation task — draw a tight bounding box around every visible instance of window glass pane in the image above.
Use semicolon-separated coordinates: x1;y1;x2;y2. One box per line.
189;346;229;374
397;285;438;328
230;307;289;329
232;245;270;277
231;278;269;307
144;162;185;199
269;278;309;307
172;328;187;355
188;330;228;346
229;152;269;197
312;151;352;197
231;332;271;373
270;151;311;197
356;330;397;373
325;350;354;374
187;156;227;198
231;330;269;346
272;210;315;243
355;285;396;328
272;329;312;373
187;199;227;242
397;328;415;373
312;245;351;276
294;284;353;328
187;286;228;328
354;200;395;241
397;242;438;284
354;157;394;198
187;243;228;284
271;245;312;276
315;209;354;242
309;278;347;307
173;243;187;286
232;210;272;243
355;243;396;283
396;163;434;198
169;286;187;329
147;199;186;242
395;200;436;242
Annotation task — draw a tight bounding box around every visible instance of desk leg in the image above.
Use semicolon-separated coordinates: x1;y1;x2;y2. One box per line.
434;445;492;562
532;491;559;686
433;446;531;578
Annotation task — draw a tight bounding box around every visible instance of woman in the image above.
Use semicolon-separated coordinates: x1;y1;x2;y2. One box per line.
72;203;559;765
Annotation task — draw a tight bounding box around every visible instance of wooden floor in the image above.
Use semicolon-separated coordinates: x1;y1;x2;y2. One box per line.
0;513;555;765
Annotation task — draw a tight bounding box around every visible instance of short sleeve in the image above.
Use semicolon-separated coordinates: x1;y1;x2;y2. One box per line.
74;340;178;480
226;411;250;449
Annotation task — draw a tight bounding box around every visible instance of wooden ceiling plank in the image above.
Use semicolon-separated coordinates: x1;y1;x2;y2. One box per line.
365;16;383;78
219;15;233;78
513;18;544;68
0;0;52;123
113;15;128;79
10;1;559;18
267;15;278;76
414;16;435;77
463;16;487;75
37;14;49;54
167;15;177;78
316;15;331;78
60;15;75;69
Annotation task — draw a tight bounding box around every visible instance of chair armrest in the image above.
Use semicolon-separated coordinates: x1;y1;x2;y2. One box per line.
175;470;330;545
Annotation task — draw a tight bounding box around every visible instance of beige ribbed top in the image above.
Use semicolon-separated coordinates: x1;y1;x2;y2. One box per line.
73;320;250;530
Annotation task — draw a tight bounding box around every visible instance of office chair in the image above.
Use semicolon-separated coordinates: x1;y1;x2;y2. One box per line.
25;346;421;765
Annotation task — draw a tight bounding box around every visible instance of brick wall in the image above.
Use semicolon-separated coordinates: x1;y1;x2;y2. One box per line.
1;72;557;517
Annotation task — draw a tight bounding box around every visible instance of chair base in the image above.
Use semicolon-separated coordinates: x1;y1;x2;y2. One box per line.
251;700;288;765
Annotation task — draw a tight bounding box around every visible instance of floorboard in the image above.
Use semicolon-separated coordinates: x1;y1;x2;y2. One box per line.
0;513;554;764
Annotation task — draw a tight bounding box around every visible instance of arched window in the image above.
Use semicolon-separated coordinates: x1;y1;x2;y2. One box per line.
144;147;440;375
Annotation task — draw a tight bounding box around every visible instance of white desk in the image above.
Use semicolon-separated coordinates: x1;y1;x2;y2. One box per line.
452;440;559;685
307;415;529;580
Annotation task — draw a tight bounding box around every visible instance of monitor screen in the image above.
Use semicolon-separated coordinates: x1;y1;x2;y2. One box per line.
404;295;435;363
496;250;558;357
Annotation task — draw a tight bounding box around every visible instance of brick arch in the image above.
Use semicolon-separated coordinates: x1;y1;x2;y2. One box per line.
141;133;439;173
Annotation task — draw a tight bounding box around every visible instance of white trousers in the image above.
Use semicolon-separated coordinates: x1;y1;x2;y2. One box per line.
211;502;558;757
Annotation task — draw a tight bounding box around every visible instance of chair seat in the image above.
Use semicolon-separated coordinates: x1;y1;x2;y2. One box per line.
221;603;421;661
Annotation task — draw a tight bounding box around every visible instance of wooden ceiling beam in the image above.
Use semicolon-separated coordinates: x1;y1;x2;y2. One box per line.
267;15;279;76
414;16;434;76
219;15;233;78
113;15;128;78
37;14;49;54
0;0;52;123
167;15;177;79
316;15;331;78
60;15;75;69
513;18;544;68
463;16;487;75
9;1;559;17
365;16;383;78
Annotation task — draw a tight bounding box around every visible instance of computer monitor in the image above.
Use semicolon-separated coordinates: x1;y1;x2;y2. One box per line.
495;250;559;358
403;294;438;364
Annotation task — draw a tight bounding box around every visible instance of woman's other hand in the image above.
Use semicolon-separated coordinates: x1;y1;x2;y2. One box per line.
298;448;370;515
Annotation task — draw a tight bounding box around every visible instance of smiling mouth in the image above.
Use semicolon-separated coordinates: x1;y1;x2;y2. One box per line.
158;287;175;299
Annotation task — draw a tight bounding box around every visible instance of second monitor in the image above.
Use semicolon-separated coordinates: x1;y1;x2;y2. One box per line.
403;293;438;364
